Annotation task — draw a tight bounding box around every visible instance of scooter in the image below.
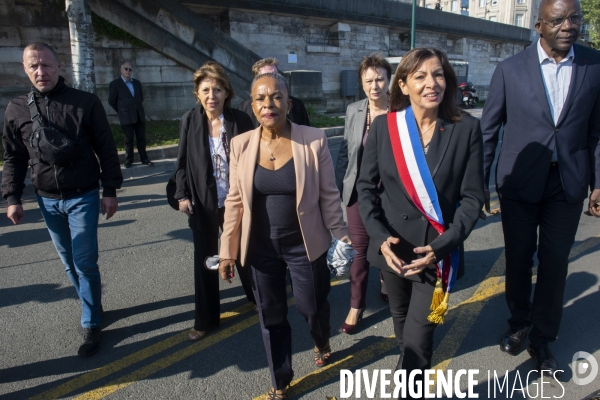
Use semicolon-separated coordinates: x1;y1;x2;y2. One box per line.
459;82;479;108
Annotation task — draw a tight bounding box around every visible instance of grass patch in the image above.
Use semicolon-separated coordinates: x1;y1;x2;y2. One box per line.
110;120;180;151
307;107;345;128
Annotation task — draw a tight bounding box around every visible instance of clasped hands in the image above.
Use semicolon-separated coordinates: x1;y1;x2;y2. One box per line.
380;236;436;276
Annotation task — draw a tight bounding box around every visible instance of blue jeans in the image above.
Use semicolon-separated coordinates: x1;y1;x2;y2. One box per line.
37;189;102;328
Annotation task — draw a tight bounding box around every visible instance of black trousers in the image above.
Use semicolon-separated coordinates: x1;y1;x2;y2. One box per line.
381;268;437;399
247;231;331;390
190;209;255;332
500;164;583;346
121;118;148;163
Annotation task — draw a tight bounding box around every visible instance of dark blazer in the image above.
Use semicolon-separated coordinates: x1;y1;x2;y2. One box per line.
481;43;600;204
357;113;484;281
238;96;310;128
335;98;368;205
175;106;254;233
108;77;145;125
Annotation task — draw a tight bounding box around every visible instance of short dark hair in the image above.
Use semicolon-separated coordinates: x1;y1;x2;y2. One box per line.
251;58;279;77
389;48;463;122
24;42;59;62
358;53;393;82
192;61;235;108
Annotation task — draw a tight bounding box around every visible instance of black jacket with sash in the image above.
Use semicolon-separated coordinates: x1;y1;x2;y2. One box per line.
175;106;254;234
357;112;484;282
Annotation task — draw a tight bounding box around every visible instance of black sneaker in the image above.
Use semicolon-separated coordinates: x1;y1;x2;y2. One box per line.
141;159;154;166
78;327;101;357
124;161;132;169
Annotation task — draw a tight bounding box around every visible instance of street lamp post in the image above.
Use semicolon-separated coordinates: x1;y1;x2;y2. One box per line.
411;0;416;48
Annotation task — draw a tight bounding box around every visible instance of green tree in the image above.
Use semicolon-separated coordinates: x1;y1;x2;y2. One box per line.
581;0;600;49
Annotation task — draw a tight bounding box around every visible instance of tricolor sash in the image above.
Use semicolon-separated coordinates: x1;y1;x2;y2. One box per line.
387;106;459;324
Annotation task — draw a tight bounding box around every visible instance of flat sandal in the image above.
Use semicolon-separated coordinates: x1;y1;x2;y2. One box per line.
265;387;286;400
188;328;206;342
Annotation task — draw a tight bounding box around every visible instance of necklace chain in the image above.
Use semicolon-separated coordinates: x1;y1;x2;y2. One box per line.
263;136;283;161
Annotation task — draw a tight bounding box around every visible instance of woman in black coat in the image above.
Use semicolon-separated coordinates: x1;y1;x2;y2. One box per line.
357;48;484;398
175;61;255;341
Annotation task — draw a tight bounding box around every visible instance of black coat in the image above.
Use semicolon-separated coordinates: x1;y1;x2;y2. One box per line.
357;113;484;282
108;77;145;125
238;96;310;128
175;106;254;233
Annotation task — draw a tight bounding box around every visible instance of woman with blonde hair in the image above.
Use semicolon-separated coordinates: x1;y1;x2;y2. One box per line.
174;61;255;341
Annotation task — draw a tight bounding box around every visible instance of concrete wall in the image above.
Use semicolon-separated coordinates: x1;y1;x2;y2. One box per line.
0;0;196;126
226;10;524;111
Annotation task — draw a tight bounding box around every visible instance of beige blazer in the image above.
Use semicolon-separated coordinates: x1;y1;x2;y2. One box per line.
219;122;349;265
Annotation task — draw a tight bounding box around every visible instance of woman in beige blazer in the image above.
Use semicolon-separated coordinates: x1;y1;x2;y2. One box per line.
219;73;349;400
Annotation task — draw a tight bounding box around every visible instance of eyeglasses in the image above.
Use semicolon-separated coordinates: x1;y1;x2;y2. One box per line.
538;14;582;28
123;67;133;71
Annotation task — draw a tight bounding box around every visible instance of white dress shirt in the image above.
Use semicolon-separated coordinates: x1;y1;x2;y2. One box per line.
537;39;574;161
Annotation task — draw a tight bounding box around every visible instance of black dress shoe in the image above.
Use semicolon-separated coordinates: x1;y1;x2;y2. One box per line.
124;161;132;169
141;159;154;166
527;343;560;378
499;328;528;355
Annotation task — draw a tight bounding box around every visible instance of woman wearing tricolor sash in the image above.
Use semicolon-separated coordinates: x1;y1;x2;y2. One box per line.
356;48;484;396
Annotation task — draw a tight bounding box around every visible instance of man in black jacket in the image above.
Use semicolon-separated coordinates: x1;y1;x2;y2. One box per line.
2;43;123;357
108;62;152;168
238;57;310;128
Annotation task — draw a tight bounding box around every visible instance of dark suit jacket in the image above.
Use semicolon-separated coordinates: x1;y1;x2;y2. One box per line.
108;77;145;125
357;113;484;281
481;43;600;204
174;106;254;233
238;96;310;128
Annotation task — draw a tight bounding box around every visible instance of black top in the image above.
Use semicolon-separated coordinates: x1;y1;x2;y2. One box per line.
251;158;300;239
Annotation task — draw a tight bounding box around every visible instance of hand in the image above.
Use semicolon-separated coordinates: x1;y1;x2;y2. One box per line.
380;236;405;275
101;197;118;220
218;259;236;283
585;189;600;217
403;245;437;277
7;204;24;225
178;199;194;215
339;235;352;246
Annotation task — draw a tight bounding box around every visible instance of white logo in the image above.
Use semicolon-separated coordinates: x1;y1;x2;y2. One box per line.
572;351;598;386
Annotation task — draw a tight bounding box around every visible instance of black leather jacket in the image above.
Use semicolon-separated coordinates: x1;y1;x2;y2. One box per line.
2;77;123;205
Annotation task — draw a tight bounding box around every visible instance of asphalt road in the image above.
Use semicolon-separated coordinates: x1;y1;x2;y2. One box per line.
1;123;599;400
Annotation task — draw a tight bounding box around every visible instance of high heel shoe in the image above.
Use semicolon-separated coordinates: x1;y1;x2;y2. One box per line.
341;308;365;334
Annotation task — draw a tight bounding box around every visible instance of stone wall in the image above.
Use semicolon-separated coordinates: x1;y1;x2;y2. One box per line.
0;0;196;126
227;10;525;112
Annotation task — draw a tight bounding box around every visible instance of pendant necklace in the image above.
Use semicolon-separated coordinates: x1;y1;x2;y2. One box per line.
263;136;283;161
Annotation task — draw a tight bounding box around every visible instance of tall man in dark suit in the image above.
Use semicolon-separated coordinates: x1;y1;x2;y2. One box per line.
109;62;153;168
481;0;600;376
238;57;311;128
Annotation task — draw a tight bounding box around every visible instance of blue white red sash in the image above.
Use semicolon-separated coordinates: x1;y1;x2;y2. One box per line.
387;106;459;323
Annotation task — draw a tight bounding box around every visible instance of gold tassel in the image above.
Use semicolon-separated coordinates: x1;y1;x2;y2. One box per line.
429;278;444;311
427;292;450;324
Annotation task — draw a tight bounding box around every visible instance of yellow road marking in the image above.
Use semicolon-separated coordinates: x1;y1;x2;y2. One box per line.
67;279;347;400
252;336;399;400
255;234;599;398
29;301;255;400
